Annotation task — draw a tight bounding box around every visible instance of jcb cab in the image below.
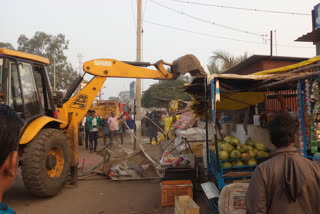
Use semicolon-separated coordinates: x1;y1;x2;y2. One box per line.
0;48;70;196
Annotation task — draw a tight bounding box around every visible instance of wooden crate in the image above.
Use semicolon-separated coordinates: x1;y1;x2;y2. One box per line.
175;195;200;214
161;180;193;207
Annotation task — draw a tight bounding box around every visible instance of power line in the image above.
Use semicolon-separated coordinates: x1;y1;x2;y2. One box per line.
170;0;310;16
144;20;314;49
150;0;267;37
145;20;265;44
130;0;137;30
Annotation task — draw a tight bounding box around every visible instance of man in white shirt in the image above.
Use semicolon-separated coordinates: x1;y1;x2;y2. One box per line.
81;111;91;149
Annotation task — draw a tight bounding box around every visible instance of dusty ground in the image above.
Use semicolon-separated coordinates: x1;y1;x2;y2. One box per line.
3;134;212;214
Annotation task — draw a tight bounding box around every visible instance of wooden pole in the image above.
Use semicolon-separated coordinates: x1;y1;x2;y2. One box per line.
135;0;142;150
205;77;210;178
270;30;273;57
254;71;320;91
53;55;56;90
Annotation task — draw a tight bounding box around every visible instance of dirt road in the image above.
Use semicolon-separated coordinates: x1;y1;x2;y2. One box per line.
3;134;212;214
5;175;170;214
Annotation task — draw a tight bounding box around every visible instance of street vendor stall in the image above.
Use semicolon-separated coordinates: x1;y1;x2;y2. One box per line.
185;55;320;213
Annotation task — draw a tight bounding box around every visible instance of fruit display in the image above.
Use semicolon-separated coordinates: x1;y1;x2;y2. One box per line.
256;151;269;158
245;137;255;146
220;143;235;153
241;153;249;159
236;144;247;153
219;151;229;160
230;150;241;159
232;160;244;167
222;161;232;168
209;136;270;168
223;136;232;144
247;159;257;166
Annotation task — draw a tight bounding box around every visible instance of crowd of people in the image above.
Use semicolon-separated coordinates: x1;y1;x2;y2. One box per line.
80;109;169;151
81;110;135;151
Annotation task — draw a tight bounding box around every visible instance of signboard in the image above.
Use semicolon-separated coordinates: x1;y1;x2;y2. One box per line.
130;81;136;99
314;3;320;29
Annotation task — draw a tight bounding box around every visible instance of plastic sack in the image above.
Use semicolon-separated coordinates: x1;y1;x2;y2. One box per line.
218;183;249;214
160;152;178;166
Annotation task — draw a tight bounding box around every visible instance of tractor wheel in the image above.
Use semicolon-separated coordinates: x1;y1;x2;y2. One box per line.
21;128;71;197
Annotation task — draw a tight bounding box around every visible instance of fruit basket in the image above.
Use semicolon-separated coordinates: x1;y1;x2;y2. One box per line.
208;137;269;190
209;151;268;190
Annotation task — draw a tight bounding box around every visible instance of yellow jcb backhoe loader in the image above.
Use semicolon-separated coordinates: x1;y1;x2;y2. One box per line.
0;48;205;197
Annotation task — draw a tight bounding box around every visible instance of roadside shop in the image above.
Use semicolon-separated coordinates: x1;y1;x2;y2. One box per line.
185;56;320;213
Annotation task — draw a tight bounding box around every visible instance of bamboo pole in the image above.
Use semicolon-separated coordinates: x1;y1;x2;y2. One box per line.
253;71;320;91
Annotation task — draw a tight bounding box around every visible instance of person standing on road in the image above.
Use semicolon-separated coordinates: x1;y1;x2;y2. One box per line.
82;110;91;149
108;111;124;148
118;122;125;145
0;104;24;214
87;110;101;152
102;116;109;145
149;111;160;144
126;112;135;144
246;113;320;214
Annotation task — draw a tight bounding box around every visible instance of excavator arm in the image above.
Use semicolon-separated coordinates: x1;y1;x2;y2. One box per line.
83;58;174;79
57;54;205;183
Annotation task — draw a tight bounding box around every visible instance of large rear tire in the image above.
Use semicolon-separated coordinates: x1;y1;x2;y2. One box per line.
21;128;71;197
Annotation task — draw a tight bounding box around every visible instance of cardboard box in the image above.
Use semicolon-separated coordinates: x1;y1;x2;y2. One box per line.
175;195;200;214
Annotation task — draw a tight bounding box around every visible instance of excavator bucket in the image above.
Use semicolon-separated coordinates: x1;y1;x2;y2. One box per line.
172;54;206;78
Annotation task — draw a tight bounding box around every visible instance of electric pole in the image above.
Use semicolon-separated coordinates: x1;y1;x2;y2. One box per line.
270;30;273;57
77;53;83;75
274;30;278;56
53;55;56;90
135;0;142;150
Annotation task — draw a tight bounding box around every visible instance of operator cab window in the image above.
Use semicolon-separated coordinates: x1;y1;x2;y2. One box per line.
9;61;23;113
33;64;53;116
19;63;39;104
18;62;43;118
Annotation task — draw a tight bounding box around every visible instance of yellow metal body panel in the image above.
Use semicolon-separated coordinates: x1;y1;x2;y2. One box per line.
58;76;106;127
83;59;174;79
92;100;120;118
58;76;106;166
20;116;67;144
58;59;175;167
0;48;50;64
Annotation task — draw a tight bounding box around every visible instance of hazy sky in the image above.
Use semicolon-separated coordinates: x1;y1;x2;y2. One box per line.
2;0;318;99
